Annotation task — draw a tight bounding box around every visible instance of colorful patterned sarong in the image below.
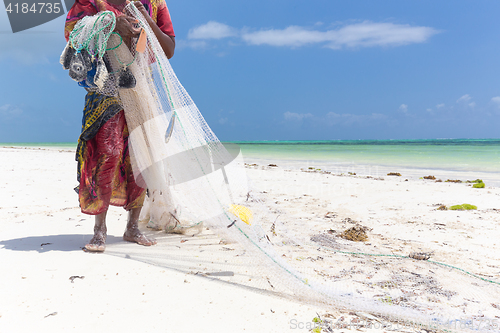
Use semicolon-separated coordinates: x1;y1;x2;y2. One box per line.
75;92;145;215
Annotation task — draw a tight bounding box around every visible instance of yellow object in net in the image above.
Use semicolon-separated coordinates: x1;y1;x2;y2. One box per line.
228;205;253;225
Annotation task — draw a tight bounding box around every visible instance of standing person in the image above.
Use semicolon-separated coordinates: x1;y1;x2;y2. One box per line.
65;0;176;252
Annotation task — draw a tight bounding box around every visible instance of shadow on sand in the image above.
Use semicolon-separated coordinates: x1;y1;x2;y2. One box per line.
0;234;124;253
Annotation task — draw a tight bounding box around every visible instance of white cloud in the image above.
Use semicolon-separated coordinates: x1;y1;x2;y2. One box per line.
491;97;500;107
242;21;439;49
455;95;476;109
0;104;23;118
456;94;471;103
242;26;329;47
218;117;228;124
186;20;439;50
326;112;388;125
436;103;445;109
426;108;432;112
176;39;209;50
188;21;238;40
283;111;313;121
398;104;408;114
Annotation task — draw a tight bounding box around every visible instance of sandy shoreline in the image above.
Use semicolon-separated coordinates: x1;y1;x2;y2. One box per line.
1;146;500;332
243;156;500;188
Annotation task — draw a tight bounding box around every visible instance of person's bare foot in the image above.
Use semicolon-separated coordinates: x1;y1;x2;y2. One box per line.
85;224;107;252
123;227;157;246
123;207;156;246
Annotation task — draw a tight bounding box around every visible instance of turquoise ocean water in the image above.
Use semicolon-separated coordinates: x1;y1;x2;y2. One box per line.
233;139;500;174
2;139;499;181
0;142;78;150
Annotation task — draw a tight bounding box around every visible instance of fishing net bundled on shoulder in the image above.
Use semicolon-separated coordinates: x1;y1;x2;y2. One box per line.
61;5;500;332
61;10;138;96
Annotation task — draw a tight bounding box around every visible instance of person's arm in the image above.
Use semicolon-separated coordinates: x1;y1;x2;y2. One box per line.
133;1;175;59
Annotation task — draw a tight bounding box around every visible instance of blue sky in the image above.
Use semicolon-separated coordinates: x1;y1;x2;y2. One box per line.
1;0;500;142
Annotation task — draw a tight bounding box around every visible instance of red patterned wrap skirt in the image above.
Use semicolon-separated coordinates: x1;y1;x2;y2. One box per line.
77;109;146;215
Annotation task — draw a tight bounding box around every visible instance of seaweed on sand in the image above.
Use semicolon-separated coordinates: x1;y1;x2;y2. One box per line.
449;204;477;210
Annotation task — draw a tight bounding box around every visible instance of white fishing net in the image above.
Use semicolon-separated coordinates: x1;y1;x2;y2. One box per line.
62;5;500;332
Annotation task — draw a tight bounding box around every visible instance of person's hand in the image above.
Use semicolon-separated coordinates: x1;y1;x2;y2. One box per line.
114;14;141;40
132;1;149;17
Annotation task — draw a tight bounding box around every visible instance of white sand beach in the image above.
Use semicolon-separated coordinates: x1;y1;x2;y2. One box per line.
1;146;500;332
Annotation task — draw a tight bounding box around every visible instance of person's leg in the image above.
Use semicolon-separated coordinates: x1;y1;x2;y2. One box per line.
85;211;107;252
80;112;123;252
123;207;157;246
